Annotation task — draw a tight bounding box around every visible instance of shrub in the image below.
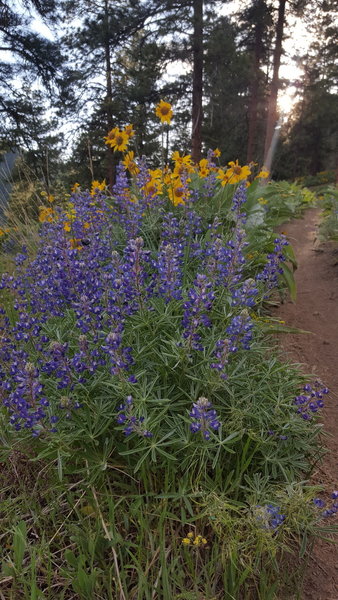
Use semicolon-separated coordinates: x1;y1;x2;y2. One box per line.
0;147;332;598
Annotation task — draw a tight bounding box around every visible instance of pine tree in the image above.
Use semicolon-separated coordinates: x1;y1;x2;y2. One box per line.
274;1;338;179
191;0;203;162
238;0;273;163
0;0;62;141
203;15;251;162
263;0;287;164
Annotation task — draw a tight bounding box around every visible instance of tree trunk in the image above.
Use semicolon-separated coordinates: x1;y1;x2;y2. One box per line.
191;0;203;164
246;24;264;163
263;0;286;165
103;0;114;189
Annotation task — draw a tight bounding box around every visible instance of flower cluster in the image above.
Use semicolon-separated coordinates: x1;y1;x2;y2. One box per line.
254;504;286;530
104;124;135;152
2;360;58;437
0;120;290;441
217;160;251;186
116;395;152;437
231;278;258;308
182;274;215;351
293;381;329;420
156;242;182;301
226;310;253;353
256;236;289;291
182;532;207;546
101;330;133;376
189;397;220;440
210;338;229;380
313;492;338;518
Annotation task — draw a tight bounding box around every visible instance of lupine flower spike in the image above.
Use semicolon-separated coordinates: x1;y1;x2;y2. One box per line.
189;396;220;440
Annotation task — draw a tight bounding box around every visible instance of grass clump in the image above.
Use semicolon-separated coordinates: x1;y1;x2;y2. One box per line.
318;186;338;242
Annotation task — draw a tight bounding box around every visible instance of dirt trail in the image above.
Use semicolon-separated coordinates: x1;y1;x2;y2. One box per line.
274;207;338;599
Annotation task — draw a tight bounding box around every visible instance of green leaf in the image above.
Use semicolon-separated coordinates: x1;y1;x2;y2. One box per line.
13;520;27;571
281;262;297;302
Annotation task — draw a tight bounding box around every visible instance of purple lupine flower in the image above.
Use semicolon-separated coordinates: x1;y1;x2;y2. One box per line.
161;212;181;245
231;182;248;216
204;170;218;198
231;278;259;308
58;395;81;419
71;334;99;376
182;274;215;351
204;191;248;286
6;190;114;322
122;237;152;310
210;338;229;380
116;395;152;437
73;293;103;334
312;493;338;518
189;396;220;440
203;237;238;286
207;216;222;240
256;236;289;292
15;247;28;266
226;229;248;286
313;498;326;508
293;380;329;420
109;250;131;321
322;507;338;518
183;210;203;258
156;242;182;301
113;163;144;239
254;504;286;530
266;430;288;441
160;210;201;262
101;330;133;376
226;310;253;352
3;361;57;436
42;341;74;389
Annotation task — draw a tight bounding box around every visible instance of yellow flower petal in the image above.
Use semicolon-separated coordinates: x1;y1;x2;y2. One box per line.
155;100;173;124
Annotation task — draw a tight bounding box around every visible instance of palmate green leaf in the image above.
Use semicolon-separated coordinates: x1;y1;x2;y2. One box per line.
245;206;266;228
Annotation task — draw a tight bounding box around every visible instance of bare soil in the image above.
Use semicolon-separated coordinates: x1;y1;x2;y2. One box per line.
273;207;338;599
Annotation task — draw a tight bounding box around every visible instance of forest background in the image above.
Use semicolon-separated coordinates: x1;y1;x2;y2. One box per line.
0;0;337;203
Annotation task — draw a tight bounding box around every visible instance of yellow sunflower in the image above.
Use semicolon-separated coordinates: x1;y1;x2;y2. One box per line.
167;177;188;206
124;124;135;138
198;158;210;178
90;179;106;195
104;128;129;152
216;169;230;187
122;151;140;175
256;168;269;179
155;100;173;124
225;160;251;184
